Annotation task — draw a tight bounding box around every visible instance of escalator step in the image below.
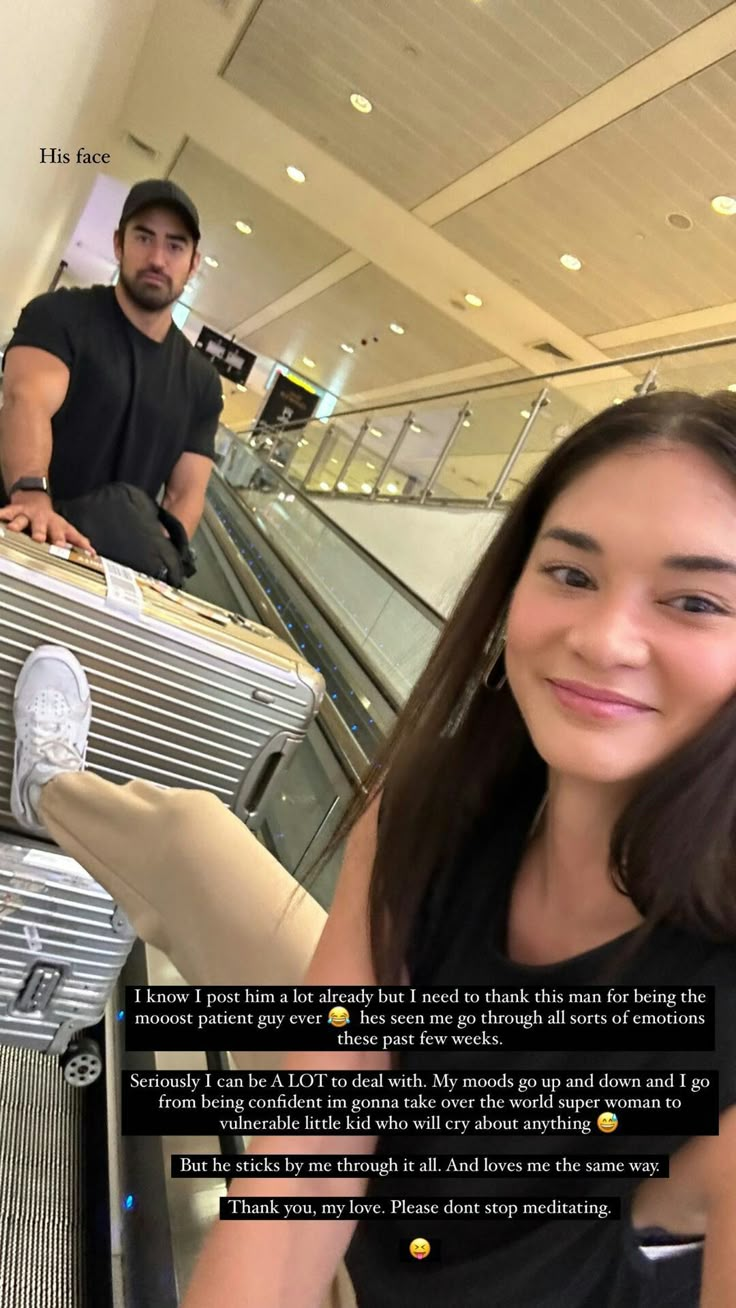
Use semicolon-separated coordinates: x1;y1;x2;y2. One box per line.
0;1044;85;1306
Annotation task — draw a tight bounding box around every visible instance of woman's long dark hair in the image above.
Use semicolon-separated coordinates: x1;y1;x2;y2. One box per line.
312;390;736;984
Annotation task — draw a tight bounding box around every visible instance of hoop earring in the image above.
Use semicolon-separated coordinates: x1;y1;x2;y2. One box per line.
484;648;507;691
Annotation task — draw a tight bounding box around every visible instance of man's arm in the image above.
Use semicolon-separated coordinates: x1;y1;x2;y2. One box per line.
0;345;92;549
1;345;67;489
161;451;213;540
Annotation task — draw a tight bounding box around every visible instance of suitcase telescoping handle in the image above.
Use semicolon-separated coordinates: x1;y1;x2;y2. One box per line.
231;731;299;830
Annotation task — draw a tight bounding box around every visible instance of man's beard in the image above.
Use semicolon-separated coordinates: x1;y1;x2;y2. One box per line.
119;264;179;311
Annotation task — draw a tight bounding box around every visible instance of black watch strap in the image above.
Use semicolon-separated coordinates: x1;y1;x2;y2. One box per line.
8;476;50;497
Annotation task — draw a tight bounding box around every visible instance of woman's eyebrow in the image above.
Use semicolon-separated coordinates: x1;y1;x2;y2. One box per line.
540;527;601;553
540;527;736;576
662;554;736;576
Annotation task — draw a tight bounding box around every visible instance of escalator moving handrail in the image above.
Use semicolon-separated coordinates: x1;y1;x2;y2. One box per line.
216;456;445;628
210;479;422;716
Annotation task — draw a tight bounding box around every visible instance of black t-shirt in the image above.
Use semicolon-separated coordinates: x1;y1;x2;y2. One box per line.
345;804;736;1307
1;285;222;502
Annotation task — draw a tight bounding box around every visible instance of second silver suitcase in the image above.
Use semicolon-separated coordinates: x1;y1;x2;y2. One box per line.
0;832;135;1084
0;528;325;833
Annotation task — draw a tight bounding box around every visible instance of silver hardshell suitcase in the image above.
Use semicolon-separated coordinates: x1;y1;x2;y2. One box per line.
0;832;135;1085
0;527;325;833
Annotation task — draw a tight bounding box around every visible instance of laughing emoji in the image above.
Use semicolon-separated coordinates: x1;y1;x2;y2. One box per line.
597;1112;619;1134
327;1006;350;1028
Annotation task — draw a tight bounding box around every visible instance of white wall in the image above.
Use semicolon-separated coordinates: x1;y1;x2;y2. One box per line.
0;0;156;341
321;499;506;616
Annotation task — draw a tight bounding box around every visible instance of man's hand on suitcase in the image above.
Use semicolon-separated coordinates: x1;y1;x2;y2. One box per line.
0;491;94;552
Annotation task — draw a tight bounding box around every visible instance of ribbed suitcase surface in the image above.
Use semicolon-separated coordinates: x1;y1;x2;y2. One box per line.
0;834;135;1054
0;528;324;830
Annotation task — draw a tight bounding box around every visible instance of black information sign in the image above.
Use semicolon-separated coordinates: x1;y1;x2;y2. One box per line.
254;371;319;438
194;326;255;385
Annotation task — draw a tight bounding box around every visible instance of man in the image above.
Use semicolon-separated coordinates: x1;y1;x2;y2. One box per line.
0;178;222;551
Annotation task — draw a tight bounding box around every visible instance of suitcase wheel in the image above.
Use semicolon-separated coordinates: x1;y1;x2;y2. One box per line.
60;1036;102;1087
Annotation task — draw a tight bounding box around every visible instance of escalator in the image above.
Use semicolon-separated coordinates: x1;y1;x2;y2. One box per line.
0;450;443;1307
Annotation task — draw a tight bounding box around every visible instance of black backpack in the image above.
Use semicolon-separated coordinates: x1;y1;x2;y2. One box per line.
56;482;197;588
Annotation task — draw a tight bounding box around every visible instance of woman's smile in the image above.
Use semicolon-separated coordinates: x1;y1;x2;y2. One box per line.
546;678;656;721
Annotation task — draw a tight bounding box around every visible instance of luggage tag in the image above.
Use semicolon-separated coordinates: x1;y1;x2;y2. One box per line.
24;925;43;954
68;546;103;570
147;578;233;627
147;577;180;600
0;875;39;921
101;557;144;618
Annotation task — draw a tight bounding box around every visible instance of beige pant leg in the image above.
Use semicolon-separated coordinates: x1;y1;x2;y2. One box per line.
40;772;327;1071
39;773;326;989
40;774;358;1308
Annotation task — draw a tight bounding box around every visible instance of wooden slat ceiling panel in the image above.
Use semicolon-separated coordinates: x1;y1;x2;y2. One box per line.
607;331;736;392
169;140;348;329
345;364;530;408
437;52;736;337
244;264;496;396
604;325;736;356
224;0;731;208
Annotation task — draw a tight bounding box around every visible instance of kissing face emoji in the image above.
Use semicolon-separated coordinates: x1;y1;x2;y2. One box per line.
327;1006;350;1028
597;1112;618;1134
409;1237;431;1260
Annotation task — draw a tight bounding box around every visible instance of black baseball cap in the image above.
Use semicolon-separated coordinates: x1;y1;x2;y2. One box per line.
119;179;200;242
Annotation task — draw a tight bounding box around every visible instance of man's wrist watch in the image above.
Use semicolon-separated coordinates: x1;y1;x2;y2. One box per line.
8;476;50;497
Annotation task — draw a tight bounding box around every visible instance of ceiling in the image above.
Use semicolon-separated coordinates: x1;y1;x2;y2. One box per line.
224;0;733;208
45;0;736;491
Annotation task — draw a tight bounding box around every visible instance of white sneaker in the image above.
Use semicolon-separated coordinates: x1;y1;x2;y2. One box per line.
11;645;92;836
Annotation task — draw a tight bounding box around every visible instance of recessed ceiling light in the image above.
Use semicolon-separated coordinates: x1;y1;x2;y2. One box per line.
366;461;376;470
410;423;422;433
361;482;373;494
350;92;373;114
204;255;219;268
389;322;405;334
464;292;483;307
728;383;736;392
711;195;736;216
462;419;471;428
236;383;247;393
613;396;624;405
520;409;531;419
370;427;383;437
329;458;338;464
286;165;306;184
302;356;315;368
235;220;253;235
341;342;355;353
386;483;399;494
560;253;582;271
337;481;349;492
319;481;330;490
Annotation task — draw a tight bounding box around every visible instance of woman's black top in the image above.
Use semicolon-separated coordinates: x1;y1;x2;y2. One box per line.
345;802;736;1307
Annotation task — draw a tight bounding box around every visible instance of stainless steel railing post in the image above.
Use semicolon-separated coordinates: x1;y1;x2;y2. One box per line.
332;414;374;492
487;387;550;506
301;422;337;489
370;411;416;499
419;403;472;503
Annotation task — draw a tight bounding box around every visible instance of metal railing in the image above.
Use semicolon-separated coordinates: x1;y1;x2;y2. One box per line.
221;332;736;510
209;452;444;706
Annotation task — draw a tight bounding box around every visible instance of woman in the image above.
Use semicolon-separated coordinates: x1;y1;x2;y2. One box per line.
10;390;736;1306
